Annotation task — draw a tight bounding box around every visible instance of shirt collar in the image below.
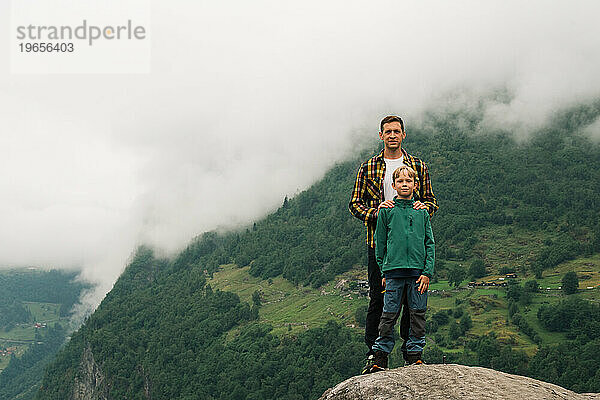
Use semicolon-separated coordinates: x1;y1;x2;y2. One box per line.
376;147;408;162
394;198;415;206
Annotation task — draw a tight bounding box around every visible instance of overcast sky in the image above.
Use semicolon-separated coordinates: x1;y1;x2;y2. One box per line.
1;0;599;309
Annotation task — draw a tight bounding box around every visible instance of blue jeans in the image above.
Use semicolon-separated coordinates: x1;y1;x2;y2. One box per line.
365;246;410;357
372;277;428;355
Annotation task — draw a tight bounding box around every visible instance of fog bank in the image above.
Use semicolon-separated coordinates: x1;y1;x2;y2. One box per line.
1;0;599;311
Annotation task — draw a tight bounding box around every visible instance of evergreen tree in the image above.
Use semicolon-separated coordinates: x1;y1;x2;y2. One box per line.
469;258;486;279
506;281;521;302
355;305;368;327
448;265;467;288
459;313;473;334
449;321;462;340
562;271;579;295
519;290;533;306
252;290;262;307
524;280;539;293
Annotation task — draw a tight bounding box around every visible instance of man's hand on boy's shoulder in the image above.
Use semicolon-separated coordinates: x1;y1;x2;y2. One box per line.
377;200;427;216
416;275;429;294
376;200;395;216
413;201;427;211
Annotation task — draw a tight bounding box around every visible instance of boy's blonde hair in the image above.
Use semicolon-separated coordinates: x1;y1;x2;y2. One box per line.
392;165;419;185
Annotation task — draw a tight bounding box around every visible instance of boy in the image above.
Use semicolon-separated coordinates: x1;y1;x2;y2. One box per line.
369;165;435;372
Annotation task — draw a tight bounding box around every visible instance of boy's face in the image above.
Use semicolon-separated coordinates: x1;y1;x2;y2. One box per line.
392;171;416;199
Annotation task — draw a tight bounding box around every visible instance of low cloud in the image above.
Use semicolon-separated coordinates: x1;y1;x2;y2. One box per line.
0;0;599;312
583;117;600;142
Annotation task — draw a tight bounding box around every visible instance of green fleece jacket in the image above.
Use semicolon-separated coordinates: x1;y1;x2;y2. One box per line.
375;198;435;278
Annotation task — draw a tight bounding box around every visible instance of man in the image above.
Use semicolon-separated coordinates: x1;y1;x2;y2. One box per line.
349;115;438;372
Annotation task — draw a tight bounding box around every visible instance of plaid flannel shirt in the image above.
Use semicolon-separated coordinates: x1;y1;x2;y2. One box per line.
349;148;438;248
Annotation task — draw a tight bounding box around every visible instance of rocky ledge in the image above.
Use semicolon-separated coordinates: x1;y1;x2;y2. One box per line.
320;364;600;400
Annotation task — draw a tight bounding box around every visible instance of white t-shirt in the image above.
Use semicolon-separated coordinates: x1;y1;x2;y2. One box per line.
383;156;405;201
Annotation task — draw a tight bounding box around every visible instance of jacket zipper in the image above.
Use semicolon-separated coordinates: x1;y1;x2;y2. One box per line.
406;208;409;264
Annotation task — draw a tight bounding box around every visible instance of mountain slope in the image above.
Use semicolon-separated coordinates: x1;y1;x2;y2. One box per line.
35;102;600;399
0;269;90;400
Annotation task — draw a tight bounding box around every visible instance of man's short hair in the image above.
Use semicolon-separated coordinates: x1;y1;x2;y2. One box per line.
392;165;418;184
380;115;405;133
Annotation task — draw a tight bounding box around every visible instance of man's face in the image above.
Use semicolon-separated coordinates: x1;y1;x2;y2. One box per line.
392;171;416;199
379;121;405;151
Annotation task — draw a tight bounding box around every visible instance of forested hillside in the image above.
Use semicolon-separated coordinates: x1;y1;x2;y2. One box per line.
36;102;600;399
0;270;86;329
173;101;600;287
0;269;89;400
37;248;363;400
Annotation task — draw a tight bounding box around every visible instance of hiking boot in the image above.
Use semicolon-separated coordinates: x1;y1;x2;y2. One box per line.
406;352;424;365
370;350;388;373
361;354;376;375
